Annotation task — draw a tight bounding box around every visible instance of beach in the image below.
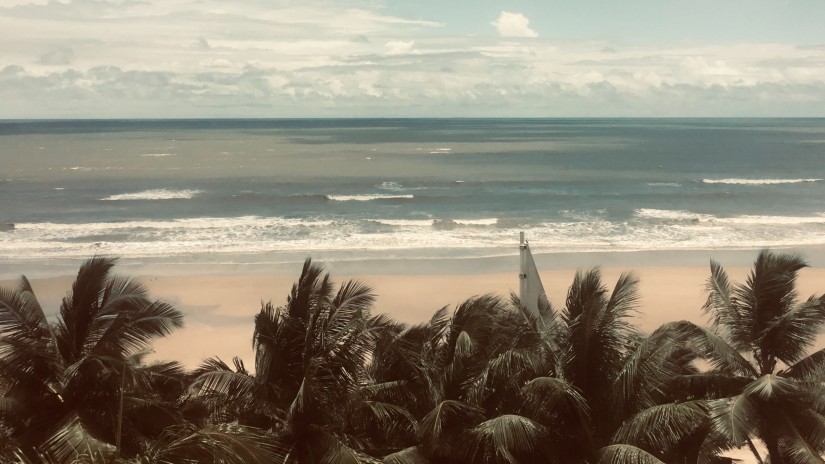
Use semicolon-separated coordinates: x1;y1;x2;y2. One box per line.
8;250;825;369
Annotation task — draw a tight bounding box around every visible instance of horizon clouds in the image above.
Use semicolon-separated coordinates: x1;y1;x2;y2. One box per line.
1;0;824;118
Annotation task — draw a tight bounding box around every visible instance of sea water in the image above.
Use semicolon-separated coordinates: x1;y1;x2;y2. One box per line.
1;118;824;273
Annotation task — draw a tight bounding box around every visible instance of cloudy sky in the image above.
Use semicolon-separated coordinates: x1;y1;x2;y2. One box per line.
1;0;824;118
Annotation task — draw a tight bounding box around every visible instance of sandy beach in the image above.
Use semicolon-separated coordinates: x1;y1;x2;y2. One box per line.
6;253;825;368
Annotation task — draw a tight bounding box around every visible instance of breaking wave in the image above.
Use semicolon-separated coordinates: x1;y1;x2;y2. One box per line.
327;194;414;201
101;189;202;201
702;178;822;185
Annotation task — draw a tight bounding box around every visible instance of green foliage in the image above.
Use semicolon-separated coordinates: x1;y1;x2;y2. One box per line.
4;250;825;464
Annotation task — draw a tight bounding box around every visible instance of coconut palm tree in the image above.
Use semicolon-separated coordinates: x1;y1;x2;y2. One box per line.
402;269;716;464
674;250;825;464
191;258;394;463
0;256;184;462
379;295;543;464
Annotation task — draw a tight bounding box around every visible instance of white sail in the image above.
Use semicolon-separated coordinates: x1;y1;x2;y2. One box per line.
519;232;548;325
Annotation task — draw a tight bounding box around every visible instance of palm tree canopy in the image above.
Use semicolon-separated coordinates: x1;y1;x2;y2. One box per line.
0;256;184;460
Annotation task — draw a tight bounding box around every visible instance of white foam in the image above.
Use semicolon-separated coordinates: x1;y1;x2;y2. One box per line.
647;182;682;187
101;189;202;201
378;181;403;191
141;153;176;157
327;194;414;201
718;214;825;225
635;209;714;221
7;212;825;261
454;218;498;226
376;219;434;227
702;178;822;185
420;147;452;154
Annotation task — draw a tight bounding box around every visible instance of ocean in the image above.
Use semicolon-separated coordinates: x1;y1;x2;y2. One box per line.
2;118;825;275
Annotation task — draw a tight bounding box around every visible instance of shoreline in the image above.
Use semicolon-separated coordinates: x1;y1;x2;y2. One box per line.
5;244;825;280
6;250;825;368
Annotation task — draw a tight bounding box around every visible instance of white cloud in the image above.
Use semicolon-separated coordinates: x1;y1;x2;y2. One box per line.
384;40;415;55
0;0;823;117
491;11;538;38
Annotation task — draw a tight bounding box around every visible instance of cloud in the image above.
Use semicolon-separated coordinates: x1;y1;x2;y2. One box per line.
0;0;824;117
39;47;74;65
384;40;415;55
491;11;538;38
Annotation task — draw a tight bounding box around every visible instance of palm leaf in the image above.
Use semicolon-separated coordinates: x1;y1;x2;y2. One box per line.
758;295;825;365
417;400;483;458
519;376;589;425
597;444;667;464
742;374;798;401
38;413;115;464
144;423;286;464
465;414;549;464
709;395;760;445
612;401;709;452
382;446;430;464
783;347;825;381
671;321;757;376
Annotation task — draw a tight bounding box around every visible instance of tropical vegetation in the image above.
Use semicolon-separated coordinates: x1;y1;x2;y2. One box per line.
1;250;824;463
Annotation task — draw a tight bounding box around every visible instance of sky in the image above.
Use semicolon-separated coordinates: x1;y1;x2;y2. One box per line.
1;0;824;118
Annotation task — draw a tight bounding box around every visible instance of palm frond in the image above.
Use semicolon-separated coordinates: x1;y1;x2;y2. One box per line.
519;376;589;425
469;348;541;408
782;347;825;381
189;369;255;399
758;295;825;365
382;446;430;464
333;280;376;315
612;401;709;452
670;321;757;376
38;413;115;464
709;395;760;445
597;444;667;464
612;327;681;414
605;272;641;320
703;260;738;331
464;414;549;464
741;374;798;401
144;423;286;464
417;400;484;458
775;410;825;464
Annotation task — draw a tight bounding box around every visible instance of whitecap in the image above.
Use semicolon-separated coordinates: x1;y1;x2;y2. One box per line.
702;178;821;185
101;189;202;201
327;194;414;201
379;181;403;190
647;182;682;187
635;208;714;221
454;218;498;226
141;153;176;157
375;219;433;227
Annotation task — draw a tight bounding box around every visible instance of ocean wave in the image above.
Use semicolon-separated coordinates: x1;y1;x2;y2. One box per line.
418;147;452;154
718;214;825;225
701;178;822;185
376;219;434;227
454;218;498;226
647;182;682;187
6;211;825;262
378;181;403;191
141;153;176;157
635;209;714;221
101;189;202;201
327;194;414;201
